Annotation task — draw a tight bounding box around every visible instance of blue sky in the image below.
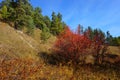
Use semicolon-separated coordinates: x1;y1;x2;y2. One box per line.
30;0;120;37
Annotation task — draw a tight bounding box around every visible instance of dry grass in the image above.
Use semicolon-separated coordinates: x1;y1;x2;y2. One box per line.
0;57;120;80
0;22;56;59
0;22;120;80
0;22;39;60
108;46;120;55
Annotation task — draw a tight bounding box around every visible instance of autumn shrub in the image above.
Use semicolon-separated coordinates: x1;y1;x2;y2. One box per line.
85;28;108;64
52;27;91;65
52;26;108;65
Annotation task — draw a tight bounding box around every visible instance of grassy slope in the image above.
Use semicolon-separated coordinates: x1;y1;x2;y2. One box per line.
0;22;120;79
0;22;119;59
0;22;39;60
0;22;56;59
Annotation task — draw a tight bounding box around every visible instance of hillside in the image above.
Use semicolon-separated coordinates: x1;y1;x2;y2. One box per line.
0;22;120;79
0;22;55;60
0;0;120;79
0;22;37;59
0;22;119;60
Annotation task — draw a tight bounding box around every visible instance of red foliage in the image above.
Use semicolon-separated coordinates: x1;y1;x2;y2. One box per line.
53;26;108;65
92;31;107;64
84;28;108;64
53;27;91;63
0;58;42;80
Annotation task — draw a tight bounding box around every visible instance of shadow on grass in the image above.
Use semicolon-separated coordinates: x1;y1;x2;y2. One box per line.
78;62;120;78
38;51;120;78
38;52;61;65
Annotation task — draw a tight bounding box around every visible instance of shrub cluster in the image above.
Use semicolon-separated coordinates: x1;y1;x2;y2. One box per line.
52;26;108;65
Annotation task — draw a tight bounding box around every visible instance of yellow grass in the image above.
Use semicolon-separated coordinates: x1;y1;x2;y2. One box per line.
108;46;120;55
0;22;120;80
0;22;39;60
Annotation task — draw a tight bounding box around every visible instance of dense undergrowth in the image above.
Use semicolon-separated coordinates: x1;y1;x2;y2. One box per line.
0;56;120;80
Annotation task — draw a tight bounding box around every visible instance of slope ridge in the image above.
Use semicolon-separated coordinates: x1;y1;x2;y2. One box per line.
0;22;39;60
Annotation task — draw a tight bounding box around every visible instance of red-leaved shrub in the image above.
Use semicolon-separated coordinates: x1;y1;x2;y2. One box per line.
53;27;91;64
53;26;108;65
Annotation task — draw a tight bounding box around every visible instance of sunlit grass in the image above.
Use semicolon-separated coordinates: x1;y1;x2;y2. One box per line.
0;22;120;80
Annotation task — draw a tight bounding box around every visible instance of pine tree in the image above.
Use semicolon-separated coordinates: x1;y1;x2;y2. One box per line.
41;26;51;42
51;12;64;35
43;16;51;28
25;15;35;35
0;5;9;20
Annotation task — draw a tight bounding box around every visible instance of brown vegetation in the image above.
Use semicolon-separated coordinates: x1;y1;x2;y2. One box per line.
0;22;120;79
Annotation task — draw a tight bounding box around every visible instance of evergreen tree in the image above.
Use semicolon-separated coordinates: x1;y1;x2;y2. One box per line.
7;7;16;21
111;37;119;46
0;0;11;8
106;31;113;44
51;12;57;35
33;7;45;30
43;16;51;28
24;15;35;35
57;12;64;34
41;26;51;42
51;12;64;35
0;0;67;37
0;5;9;20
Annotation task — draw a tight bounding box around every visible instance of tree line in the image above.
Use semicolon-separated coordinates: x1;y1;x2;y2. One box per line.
0;0;119;45
84;26;120;46
0;0;66;36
